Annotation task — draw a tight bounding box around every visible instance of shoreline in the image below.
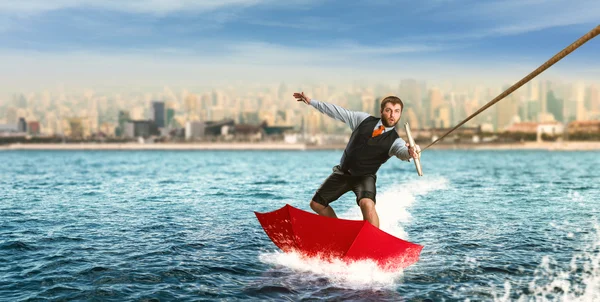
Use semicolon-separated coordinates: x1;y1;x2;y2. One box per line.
2;141;600;151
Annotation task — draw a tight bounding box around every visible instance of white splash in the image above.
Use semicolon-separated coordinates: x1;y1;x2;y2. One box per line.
259;250;403;289
343;176;449;239
494;223;600;302
258;176;449;288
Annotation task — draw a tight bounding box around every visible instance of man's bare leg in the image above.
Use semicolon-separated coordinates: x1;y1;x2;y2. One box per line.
310;201;337;218
359;198;379;228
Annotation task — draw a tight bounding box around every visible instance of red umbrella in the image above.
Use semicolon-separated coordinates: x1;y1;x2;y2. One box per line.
255;204;423;271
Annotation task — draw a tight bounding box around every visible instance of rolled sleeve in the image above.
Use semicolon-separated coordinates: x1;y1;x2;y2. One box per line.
389;137;411;162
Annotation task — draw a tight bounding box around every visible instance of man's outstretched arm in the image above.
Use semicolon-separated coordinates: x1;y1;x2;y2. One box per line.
294;92;369;131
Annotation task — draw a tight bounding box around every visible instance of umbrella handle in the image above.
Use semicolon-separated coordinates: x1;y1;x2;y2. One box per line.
404;122;423;176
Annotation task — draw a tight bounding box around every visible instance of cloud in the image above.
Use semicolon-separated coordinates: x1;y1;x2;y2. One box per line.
0;0;325;15
0;0;259;15
243;17;354;32
0;0;597;94
421;0;600;40
1;36;585;95
218;40;451;68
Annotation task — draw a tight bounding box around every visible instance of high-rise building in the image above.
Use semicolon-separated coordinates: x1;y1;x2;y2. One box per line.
118;111;130;130
547;91;564;122
527;100;540;122
152;101;165;128
124;120;155;138
528;80;539;102
435;105;451;128
540;80;548;114
209;106;226;121
496;93;519;131
575;83;586;121
212;90;223;107
306;111;322;136
429;88;443;128
240;111;260;125
27;121;40;135
18;117;27;133
185;121;205;141
166;108;175;128
68;118;84;138
404;107;420;130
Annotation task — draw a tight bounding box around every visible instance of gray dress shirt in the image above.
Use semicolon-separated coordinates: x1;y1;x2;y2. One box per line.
310;99;411;162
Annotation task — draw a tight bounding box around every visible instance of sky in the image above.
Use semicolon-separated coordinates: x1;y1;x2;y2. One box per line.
0;0;599;95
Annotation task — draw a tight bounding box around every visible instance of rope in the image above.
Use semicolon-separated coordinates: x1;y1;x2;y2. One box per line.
422;24;600;151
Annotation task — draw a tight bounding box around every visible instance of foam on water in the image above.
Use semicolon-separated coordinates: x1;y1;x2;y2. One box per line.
493;223;600;301
344;176;449;239
258;176;449;288
259;251;403;289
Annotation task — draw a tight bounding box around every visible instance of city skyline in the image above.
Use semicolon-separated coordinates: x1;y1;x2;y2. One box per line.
2;78;599;140
1;0;599;96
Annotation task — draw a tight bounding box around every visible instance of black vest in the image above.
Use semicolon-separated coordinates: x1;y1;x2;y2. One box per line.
340;116;399;176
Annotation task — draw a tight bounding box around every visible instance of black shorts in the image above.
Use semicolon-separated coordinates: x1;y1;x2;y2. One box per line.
312;167;377;207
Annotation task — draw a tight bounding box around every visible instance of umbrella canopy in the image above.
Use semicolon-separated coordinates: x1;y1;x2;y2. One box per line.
255;204;423;271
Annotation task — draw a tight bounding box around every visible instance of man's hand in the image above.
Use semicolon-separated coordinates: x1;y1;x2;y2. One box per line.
405;143;421;159
293;92;311;105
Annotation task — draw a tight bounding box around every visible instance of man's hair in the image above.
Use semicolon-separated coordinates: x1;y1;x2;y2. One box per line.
380;96;404;112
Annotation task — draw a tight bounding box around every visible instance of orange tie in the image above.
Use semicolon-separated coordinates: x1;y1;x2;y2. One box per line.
372;125;385;137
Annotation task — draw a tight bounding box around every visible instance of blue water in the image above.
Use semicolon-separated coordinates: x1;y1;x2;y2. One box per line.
1;150;599;301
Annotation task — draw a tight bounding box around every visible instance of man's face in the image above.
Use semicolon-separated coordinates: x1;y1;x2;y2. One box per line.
380;103;402;127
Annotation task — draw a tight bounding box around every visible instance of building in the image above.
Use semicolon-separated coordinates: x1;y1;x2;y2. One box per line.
166;108;175;128
124;120;157;138
506;122;564;142
496;93;519;131
568;120;600;134
18;117;27;133
263;125;294;136
240;111;260;124
0;124;20;136
152;101;165;128
185;121;205;141
118;111;130;130
116;110;131;137
233;124;263;142
28;121;40;135
506;122;563;135
204;119;235;136
428;88;443;128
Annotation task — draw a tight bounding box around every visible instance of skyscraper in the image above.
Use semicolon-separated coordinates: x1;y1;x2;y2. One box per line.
429;88;443;128
17;117;27;133
118;111;130;130
166;108;175;128
152;101;165;128
496;93;519;131
540;80;548;114
547;91;564;122
571;83;585;121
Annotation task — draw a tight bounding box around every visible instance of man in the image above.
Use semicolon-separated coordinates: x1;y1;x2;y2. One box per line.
293;92;420;228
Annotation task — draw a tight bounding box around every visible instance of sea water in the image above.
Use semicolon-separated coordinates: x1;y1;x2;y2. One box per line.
0;150;598;301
